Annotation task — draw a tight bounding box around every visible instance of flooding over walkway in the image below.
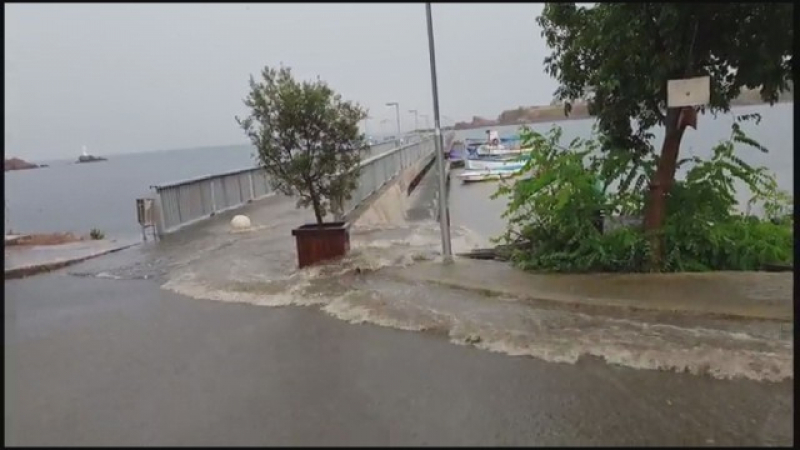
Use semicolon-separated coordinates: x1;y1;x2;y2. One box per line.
6;165;792;445
67;165;794;384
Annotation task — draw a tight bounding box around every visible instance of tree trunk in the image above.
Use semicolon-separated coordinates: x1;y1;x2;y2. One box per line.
309;190;324;225
643;108;688;270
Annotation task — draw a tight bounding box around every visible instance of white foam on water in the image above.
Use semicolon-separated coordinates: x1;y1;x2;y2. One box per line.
164;267;792;382
321;290;448;332
95;271;124;280
162;270;325;308
160;219;792;383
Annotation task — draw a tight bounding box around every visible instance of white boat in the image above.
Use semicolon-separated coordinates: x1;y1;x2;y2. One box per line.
475;144;534;157
464;157;527;171
457;167;525;183
76;145;107;163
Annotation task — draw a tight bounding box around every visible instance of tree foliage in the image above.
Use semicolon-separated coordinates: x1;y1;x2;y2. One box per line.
494;124;793;273
538;2;794;156
237;65;366;224
536;3;794;267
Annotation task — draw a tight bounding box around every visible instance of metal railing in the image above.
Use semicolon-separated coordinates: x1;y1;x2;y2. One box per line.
150;167;273;235
341;135;437;217
146;134;446;236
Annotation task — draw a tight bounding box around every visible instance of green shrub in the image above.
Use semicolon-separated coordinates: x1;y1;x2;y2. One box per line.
495;123;792;273
89;228;105;240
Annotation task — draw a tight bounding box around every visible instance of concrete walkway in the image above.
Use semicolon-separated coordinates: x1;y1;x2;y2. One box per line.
382;258;793;322
4;234;27;245
4;240;138;280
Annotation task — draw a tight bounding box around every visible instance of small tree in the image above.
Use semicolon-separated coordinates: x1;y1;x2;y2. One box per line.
537;3;793;267
236;65;367;225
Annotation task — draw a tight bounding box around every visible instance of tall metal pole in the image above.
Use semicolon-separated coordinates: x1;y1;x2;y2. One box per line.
394;103;401;139
425;2;452;262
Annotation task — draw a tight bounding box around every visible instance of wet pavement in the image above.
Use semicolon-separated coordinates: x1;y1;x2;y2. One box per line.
4;270;794;446
4;166;795;445
385;259;794;322
4;239;139;279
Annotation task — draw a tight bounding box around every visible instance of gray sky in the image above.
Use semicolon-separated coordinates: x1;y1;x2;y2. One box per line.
5;3;556;160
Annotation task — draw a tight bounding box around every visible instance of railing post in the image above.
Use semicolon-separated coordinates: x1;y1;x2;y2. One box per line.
175;187;183;225
236;175;244;205
209;179;217;214
153;189;166;238
248;171;256;201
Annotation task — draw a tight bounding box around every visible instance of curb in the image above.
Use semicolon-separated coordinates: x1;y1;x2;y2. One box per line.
382;269;792;323
4;243;139;280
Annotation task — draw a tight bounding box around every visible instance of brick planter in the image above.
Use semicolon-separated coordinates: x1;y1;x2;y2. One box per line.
291;222;350;268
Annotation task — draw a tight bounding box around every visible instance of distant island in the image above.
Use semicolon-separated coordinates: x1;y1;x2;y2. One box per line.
454;85;794;130
4;157;43;172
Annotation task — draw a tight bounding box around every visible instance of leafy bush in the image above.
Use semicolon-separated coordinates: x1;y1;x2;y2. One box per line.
89;228;105;240
495;122;792;273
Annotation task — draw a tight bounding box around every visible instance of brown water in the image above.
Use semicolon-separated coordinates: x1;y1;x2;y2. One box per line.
71;167;793;384
64;104;795;382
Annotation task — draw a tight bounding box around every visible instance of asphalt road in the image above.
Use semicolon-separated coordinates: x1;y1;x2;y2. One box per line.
4;268;793;446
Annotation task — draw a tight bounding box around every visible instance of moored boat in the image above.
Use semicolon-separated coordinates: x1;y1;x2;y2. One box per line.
464;157;527;171
457;167;527;183
475;145;532;157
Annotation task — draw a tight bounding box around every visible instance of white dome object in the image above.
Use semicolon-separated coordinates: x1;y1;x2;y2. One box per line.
231;215;252;229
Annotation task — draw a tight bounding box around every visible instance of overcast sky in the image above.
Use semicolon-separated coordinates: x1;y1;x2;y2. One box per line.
5;3;557;160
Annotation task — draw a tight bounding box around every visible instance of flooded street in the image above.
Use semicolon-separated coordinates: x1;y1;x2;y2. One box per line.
6;269;793;446
6;154;793;445
62;166;794;384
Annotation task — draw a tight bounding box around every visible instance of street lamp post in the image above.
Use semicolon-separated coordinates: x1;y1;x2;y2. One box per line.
425;2;452;262
408;109;419;132
385;102;401;142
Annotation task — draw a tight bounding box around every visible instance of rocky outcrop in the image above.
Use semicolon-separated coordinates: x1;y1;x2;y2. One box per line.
4;158;40;171
453;85;793;131
453;103;592;130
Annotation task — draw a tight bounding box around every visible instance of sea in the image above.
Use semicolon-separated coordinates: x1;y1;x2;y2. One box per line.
4;103;793;242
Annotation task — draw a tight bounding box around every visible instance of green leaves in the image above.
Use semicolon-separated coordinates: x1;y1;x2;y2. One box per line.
495;123;791;273
538;3;793;155
236;65;366;224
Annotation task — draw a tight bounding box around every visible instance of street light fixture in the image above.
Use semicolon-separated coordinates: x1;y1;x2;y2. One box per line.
425;2;452;262
385;102;401;141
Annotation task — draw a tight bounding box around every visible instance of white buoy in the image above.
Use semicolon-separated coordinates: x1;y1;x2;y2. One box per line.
231;215;252;230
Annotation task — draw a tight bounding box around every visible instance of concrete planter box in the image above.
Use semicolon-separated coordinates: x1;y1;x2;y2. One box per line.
291;222;350;268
